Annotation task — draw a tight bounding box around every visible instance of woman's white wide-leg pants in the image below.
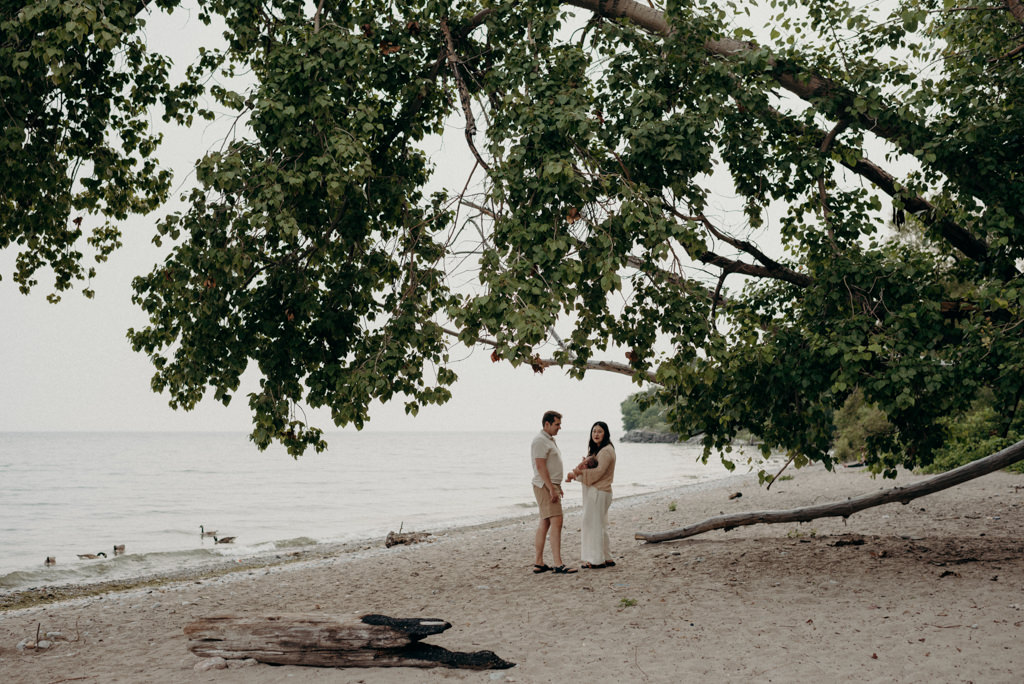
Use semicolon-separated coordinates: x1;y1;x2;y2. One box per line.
581;484;612;565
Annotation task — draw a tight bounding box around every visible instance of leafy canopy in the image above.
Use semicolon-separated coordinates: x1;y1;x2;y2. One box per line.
3;0;1024;468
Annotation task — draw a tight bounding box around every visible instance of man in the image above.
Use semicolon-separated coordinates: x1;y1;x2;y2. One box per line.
531;410;577;574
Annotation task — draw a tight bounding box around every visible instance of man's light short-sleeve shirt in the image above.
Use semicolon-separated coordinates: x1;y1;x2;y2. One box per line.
531;429;563;488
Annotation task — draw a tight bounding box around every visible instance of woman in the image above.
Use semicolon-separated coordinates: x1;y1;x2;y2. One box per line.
566;421;617;569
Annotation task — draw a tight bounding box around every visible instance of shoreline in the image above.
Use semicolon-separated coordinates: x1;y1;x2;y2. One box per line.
2;465;1021;682
1;471;756;614
0;431;738;591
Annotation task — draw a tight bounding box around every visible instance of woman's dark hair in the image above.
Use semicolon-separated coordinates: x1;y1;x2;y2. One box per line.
587;421;613;457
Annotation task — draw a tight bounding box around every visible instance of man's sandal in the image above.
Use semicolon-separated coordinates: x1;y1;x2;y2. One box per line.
533;564;551;574
552;565;578;574
582;562;608;569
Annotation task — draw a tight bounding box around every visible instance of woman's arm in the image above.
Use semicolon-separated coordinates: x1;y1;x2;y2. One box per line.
578;446;613;485
567;454;595;482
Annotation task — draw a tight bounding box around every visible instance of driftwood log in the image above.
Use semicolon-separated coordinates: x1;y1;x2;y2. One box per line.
184;613;513;669
385;530;431;547
637;436;1024;543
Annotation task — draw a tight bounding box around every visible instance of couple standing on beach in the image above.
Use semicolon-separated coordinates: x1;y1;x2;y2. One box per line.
531;410;617;575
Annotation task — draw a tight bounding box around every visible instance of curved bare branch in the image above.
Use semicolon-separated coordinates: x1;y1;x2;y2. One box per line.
439;327;659;383
699;250;812;288
532;356;658;383
636;438;1024;543
664;206;807;279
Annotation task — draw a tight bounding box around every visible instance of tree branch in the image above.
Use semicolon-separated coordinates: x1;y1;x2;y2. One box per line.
563;0;1012;218
663;205;800;276
997;41;1024;60
563;1;862;127
818;120;850;247
635;437;1024;542
844;156;995;265
461;200;737;303
623;254;727;307
1006;0;1024;24
438;326;659;383
698;251;812;288
313;0;325;32
533;356;659;382
754;103;998;269
441;17;490;172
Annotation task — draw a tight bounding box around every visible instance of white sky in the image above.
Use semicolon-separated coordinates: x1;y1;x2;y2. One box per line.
0;4;643;436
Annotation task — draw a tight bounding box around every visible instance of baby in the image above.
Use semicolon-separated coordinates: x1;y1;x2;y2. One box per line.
565;455;598;482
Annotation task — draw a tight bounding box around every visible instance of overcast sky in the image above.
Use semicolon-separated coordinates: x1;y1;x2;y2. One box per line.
0;4;642;436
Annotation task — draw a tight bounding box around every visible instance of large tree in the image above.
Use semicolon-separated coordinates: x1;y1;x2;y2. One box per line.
3;0;1023;466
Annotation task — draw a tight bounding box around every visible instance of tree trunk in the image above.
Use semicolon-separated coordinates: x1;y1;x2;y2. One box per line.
184;614;514;669
635;438;1024;543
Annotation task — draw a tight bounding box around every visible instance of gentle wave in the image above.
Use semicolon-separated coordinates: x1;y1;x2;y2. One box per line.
4;547;249;590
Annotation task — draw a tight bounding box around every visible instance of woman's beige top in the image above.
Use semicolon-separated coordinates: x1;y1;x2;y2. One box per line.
578;444;615;493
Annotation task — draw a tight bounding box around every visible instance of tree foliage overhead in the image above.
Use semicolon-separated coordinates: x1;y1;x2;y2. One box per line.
3;0;1024;465
1;0;205;299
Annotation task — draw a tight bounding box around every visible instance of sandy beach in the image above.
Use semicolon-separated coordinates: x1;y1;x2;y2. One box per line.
1;464;1021;683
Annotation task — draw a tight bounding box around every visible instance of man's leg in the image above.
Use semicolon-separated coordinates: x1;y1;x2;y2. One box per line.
535;516;551;566
548;515;564;567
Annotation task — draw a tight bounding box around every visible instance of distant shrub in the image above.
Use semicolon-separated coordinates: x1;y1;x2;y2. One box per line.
832;389;893;463
921;400;1024;474
620;389;670;432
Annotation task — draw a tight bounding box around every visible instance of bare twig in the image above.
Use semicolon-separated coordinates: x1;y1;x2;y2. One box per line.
624;254;727;307
461;199;496;219
441;18;490;172
662;204;806;282
634;644;649;680
698;250;811;288
818;120;850;246
708;267;732;324
766;452;797;491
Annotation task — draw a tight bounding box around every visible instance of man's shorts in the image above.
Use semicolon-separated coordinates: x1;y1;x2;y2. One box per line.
533;484;564;519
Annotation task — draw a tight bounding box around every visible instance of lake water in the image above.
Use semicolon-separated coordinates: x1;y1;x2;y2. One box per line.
0;431;749;592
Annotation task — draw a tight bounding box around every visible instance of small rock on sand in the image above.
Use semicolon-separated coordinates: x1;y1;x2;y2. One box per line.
194;657;228;671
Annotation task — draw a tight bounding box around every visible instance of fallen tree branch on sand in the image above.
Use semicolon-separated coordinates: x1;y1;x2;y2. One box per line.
636;438;1024;543
185;614;514;669
385;530;432;547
